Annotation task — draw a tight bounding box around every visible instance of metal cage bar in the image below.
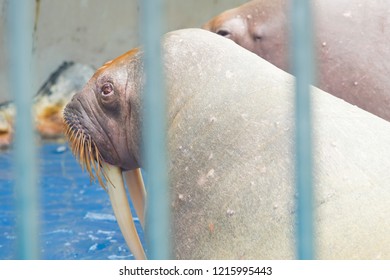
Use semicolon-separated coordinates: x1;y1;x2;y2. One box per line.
7;0;40;260
290;0;316;260
139;0;172;260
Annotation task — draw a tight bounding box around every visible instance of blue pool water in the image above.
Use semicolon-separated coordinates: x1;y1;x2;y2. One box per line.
0;142;145;260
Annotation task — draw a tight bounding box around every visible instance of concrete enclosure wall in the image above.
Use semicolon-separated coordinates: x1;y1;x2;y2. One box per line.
0;0;248;103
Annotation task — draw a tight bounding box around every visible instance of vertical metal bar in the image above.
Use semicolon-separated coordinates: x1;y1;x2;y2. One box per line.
139;0;171;259
7;0;40;259
290;0;315;259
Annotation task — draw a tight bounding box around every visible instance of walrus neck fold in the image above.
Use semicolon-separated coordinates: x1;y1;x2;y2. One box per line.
125;52;145;170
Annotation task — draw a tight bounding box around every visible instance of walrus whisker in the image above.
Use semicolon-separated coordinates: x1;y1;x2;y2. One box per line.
79;135;85;167
77;137;82;158
87;136;94;181
84;139;91;174
85;148;93;182
94;142;108;190
70;128;77;142
90;138;99;179
73;132;79;154
63;120;110;190
95;143;100;172
75;130;81;146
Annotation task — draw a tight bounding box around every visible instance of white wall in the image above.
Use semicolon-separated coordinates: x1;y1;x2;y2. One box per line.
0;0;248;103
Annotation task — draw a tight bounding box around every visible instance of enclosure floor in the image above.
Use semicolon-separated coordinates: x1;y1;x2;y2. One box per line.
0;142;145;260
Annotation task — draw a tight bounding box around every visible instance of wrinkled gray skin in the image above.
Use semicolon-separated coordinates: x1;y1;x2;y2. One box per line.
203;0;390;122
64;29;390;259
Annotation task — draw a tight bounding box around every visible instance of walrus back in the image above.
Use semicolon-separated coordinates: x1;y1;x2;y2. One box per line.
161;28;390;259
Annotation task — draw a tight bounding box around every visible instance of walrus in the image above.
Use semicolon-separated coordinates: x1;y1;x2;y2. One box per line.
63;28;390;259
203;0;390;122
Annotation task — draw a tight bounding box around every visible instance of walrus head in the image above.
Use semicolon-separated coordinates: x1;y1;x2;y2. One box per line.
203;0;288;70
63;48;142;175
63;48;147;260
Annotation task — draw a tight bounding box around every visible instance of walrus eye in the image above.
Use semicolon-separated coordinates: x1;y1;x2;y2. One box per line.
217;29;231;37
101;82;114;96
254;35;263;41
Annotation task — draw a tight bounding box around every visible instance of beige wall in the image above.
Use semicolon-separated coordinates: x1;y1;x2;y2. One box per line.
0;0;247;103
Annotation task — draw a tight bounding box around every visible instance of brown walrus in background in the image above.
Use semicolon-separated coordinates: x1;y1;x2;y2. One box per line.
63;29;390;260
203;0;390;121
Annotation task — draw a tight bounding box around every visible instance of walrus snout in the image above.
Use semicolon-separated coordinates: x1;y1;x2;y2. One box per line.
63;104;83;134
63;97;94;149
63;98;108;188
63;90;125;167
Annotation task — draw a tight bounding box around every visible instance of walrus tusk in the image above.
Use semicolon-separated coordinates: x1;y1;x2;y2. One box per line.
123;169;147;229
101;161;147;260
